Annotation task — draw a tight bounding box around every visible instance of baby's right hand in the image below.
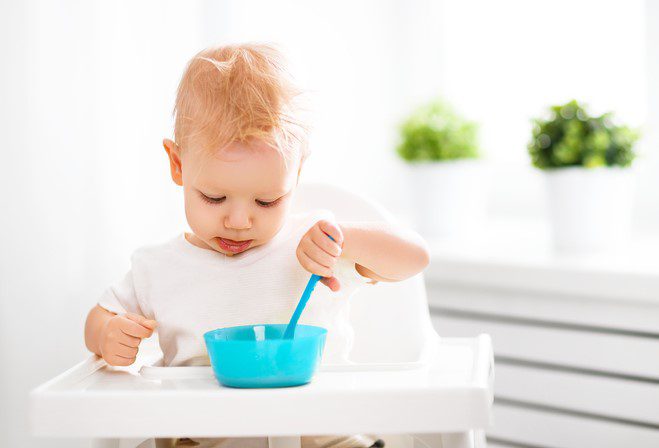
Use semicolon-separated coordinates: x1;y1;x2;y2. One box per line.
99;313;157;366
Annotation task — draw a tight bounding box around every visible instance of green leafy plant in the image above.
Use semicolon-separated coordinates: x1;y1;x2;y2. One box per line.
396;99;479;162
528;100;638;169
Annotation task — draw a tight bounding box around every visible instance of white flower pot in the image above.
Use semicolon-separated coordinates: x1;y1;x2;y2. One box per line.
545;167;634;252
407;160;485;238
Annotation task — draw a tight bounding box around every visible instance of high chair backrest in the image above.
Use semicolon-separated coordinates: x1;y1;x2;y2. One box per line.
292;182;439;364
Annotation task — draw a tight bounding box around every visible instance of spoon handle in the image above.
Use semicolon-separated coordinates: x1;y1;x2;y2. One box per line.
283;274;321;339
283;233;336;339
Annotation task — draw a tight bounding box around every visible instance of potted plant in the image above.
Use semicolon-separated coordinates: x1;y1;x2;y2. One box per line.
528;100;639;252
396;98;484;238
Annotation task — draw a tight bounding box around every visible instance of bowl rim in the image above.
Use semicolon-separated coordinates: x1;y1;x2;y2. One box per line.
203;323;327;342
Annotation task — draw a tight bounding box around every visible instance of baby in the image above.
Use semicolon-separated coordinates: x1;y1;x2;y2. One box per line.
84;43;430;448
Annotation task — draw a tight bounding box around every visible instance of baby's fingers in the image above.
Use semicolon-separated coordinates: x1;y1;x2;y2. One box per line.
113;342;138;359
298;251;333;278
105;354;135;367
118;332;141;348
304;240;338;270
120;316;154;339
312;225;342;257
320;276;341;292
125;313;158;330
317;220;343;246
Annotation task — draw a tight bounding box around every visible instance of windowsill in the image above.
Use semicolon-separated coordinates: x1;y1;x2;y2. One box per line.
424;219;659;303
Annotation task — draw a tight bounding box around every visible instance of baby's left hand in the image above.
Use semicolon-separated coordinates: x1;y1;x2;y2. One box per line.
296;219;344;292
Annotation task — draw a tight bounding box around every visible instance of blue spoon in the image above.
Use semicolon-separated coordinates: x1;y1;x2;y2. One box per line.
283;234;336;339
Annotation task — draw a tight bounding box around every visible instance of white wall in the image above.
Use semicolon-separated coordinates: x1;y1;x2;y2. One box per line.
208;0;655;228
0;1;203;446
643;0;659;229
200;0;444;219
439;0;650;224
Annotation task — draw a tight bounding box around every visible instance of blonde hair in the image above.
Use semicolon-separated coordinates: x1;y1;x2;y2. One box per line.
173;43;308;163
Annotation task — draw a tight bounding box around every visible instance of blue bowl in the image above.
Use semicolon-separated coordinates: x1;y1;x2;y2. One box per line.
203;324;327;388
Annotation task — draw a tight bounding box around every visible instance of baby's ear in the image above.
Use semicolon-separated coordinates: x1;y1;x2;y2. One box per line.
163;138;183;186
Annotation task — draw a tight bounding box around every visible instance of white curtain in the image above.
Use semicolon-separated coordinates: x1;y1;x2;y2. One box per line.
0;2;206;447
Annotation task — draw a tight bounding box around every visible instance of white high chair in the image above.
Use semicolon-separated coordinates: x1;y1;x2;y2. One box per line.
30;183;494;448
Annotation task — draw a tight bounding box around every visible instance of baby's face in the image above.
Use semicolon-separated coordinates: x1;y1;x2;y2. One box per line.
166;139;300;256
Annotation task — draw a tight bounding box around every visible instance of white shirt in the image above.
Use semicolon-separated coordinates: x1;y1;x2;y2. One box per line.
97;209;372;367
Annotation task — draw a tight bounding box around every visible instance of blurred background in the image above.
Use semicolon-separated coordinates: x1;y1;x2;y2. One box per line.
2;0;659;446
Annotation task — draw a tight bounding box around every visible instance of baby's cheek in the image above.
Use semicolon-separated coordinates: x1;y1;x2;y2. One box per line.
186;201;216;236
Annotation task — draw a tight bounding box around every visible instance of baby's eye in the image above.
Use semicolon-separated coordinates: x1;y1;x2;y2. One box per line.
256;198;280;208
200;192;226;204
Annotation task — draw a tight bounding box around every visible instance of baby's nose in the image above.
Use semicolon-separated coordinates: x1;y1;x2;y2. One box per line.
225;212;252;230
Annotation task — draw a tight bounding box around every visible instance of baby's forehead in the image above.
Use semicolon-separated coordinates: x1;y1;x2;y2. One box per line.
189;142;299;196
196;175;292;196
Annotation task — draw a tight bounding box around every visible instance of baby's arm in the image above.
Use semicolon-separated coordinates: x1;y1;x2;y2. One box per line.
339;221;430;282
85;305;157;366
297;219;429;290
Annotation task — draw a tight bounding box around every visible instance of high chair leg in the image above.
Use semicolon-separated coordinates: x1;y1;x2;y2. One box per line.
439;431;478;448
268;436;302;448
90;438;157;448
411;433;442;447
411;431;483;448
90;439;120;448
441;432;471;448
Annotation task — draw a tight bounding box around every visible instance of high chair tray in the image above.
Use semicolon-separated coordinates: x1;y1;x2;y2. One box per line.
30;335;493;438
139;363;421;380
140;354;436;379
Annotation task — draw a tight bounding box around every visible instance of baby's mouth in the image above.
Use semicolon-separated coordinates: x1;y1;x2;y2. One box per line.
216;237;253;254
